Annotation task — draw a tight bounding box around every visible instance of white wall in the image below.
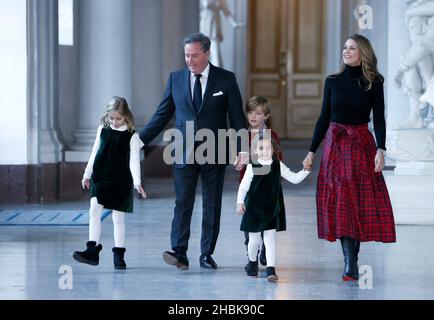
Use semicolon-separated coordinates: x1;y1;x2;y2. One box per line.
0;0;28;165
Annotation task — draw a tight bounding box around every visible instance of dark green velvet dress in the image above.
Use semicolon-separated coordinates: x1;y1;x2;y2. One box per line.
90;126;134;213
240;158;286;232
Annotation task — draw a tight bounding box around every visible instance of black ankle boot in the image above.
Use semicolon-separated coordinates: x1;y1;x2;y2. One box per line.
354;240;360;280
112;247;126;270
259;243;267;266
244;242;249;272
73;241;102;266
246;260;258;277
340;237;357;281
266;267;278;282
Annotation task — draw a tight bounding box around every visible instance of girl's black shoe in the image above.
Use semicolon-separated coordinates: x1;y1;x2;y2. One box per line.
73;241;102;266
246;260;258;277
112;247;127;269
266;267;278;282
259;243;267;266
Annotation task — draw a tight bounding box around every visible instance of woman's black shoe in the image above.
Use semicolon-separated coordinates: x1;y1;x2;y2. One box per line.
354;240;360;280
340;237;358;281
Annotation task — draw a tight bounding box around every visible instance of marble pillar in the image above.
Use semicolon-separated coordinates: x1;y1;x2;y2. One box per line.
131;0;163;129
27;0;64;164
385;0;434;225
65;0;132;161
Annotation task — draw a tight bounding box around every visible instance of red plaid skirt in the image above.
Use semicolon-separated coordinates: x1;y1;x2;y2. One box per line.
316;122;396;243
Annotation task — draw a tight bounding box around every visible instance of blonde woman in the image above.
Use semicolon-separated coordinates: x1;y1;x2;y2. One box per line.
73;96;146;270
303;34;396;282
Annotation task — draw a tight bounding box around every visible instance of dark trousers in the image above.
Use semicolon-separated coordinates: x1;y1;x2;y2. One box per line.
171;164;226;256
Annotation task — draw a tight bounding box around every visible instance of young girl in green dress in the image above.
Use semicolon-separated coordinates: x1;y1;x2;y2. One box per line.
73;96;146;270
237;135;309;282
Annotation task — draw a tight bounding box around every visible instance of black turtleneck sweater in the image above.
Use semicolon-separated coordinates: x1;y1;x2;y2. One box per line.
309;64;386;153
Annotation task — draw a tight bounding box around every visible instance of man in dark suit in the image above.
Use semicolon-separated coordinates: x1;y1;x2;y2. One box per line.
140;33;246;270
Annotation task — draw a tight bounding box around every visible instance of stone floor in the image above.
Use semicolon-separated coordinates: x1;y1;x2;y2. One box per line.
1;141;433;300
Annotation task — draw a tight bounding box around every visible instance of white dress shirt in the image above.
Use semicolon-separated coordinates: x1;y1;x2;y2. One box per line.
237;159;310;205
83;124;144;186
190;63;210;99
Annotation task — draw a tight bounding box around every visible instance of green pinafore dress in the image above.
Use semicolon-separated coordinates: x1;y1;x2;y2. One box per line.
240;158;286;232
90;126;134;213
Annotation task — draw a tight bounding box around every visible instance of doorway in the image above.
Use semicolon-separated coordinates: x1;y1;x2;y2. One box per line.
247;0;326;138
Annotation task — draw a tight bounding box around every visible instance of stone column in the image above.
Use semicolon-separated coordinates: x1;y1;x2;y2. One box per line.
27;0;64;164
65;0;132;161
384;0;434;224
131;0;163;129
24;0;65;202
325;0;343;75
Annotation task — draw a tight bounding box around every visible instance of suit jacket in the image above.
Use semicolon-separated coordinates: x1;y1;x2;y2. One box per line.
140;63;247;168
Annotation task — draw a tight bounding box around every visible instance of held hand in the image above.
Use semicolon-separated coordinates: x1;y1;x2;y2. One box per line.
81;178;90;190
374;150;385;173
302;152;315;171
233;152;248;171
237;203;246;215
134;185;147;199
235;163;245;171
233;155;240;167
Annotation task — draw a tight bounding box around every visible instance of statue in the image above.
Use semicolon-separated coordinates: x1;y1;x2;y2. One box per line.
199;0;244;67
406;0;434;128
394;0;434;128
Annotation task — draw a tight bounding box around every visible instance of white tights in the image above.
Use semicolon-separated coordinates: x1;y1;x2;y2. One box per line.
248;229;276;267
88;197;126;248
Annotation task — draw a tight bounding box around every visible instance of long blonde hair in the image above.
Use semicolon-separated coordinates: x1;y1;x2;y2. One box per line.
100;96;135;132
333;34;384;91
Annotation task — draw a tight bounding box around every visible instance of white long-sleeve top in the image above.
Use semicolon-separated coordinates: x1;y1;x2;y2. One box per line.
83;124;144;186
237;159;310;205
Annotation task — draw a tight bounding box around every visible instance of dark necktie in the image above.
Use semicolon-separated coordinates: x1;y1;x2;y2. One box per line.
193;74;203;113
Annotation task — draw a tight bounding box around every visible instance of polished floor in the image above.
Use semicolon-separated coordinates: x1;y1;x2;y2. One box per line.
1;141;433;300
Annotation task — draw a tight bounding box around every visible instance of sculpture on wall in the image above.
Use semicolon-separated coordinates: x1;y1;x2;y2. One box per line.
199;0;244;67
394;0;434;128
387;0;434;163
